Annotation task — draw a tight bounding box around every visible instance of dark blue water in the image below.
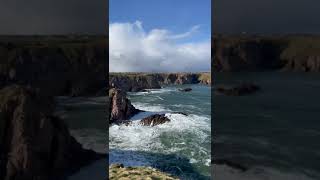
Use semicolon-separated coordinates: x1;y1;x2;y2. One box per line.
214;72;320;179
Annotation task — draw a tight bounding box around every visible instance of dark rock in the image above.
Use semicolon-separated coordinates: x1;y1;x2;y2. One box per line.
0;85;103;180
109;88;140;124
213;159;248;172
141;89;151;93
213;34;320;72
139;114;171;126
171;112;188;116
216;83;260;96
178;88;192;92
0;36;107;97
109;73;211;92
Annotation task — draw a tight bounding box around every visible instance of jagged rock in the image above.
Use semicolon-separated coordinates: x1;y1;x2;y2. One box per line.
109;88;140;124
109;73;211;92
171;112;188;116
213;159;248;172
216;83;260;96
109;74;162;92
139;114;170;126
0;36;107;96
178;88;192;92
213;34;320;72
0;85;103;180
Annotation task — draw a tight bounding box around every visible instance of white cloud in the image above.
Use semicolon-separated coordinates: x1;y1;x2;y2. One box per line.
109;21;211;72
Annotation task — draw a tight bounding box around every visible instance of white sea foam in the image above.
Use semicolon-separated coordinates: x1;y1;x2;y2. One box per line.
70;129;106;154
109;104;211;166
129;88;176;96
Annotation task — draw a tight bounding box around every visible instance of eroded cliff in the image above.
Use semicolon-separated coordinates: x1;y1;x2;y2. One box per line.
109;72;211;92
213;34;320;72
0;35;107;96
0;85;102;180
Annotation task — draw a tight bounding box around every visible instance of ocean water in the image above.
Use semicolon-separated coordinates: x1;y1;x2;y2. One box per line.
214;72;320;179
54;96;107;179
109;84;211;179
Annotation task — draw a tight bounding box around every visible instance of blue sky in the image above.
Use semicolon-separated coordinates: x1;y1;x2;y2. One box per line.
109;0;211;72
109;0;211;43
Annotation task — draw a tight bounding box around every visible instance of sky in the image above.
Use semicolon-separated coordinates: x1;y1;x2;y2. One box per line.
109;0;211;72
0;0;106;34
214;0;320;34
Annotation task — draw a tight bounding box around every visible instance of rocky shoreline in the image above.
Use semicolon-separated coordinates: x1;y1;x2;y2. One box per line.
213;34;320;72
109;72;211;92
0;36;107;179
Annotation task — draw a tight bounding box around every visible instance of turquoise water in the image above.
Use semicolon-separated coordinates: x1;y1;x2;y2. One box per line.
214;72;320;179
109;84;211;179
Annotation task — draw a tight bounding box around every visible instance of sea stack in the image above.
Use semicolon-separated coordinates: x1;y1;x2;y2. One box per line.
108;88;141;124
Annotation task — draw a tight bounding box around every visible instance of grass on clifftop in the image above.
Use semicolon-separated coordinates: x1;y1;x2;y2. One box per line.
109;164;179;180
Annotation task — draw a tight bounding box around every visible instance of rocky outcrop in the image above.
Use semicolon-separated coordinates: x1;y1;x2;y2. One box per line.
213;34;320;72
109;72;211;92
109;164;179;180
0;35;107;96
109;74;162;92
139;114;171;126
109;88;140;124
0;85;102;180
216;83;260;96
178;88;192;92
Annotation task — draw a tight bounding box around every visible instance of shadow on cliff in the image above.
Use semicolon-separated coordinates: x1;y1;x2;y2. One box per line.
109;149;210;180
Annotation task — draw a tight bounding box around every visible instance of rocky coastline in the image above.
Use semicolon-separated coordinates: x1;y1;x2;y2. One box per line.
0;36;107;180
213;34;320;72
109;72;211;92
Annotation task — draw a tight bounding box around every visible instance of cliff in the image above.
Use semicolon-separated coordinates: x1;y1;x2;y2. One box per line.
108;88;140;124
0;85;102;180
213;34;320;72
109;72;211;92
0;35;107;96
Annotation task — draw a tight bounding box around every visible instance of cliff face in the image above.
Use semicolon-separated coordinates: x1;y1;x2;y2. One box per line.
109;72;211;92
108;88;140;124
0;36;107;96
213;35;320;72
0;85;102;180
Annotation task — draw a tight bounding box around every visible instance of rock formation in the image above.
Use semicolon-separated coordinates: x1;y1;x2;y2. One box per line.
109;88;140;124
178;88;192;92
216;83;260;96
109;72;211;92
139;114;171;126
0;85;103;180
213;34;320;72
0;36;107;97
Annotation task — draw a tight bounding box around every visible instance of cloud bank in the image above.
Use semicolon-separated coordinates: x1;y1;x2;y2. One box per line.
109;21;210;72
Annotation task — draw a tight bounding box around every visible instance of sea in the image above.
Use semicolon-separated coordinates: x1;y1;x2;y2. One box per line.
213;72;320;180
109;84;211;179
54;96;107;180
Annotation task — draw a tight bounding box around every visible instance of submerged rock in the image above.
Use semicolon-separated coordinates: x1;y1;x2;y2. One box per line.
109;164;179;180
139;114;171;126
109;88;141;124
178;88;192;92
213;159;248;172
216;83;260;96
0;85;103;180
171;112;188;116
